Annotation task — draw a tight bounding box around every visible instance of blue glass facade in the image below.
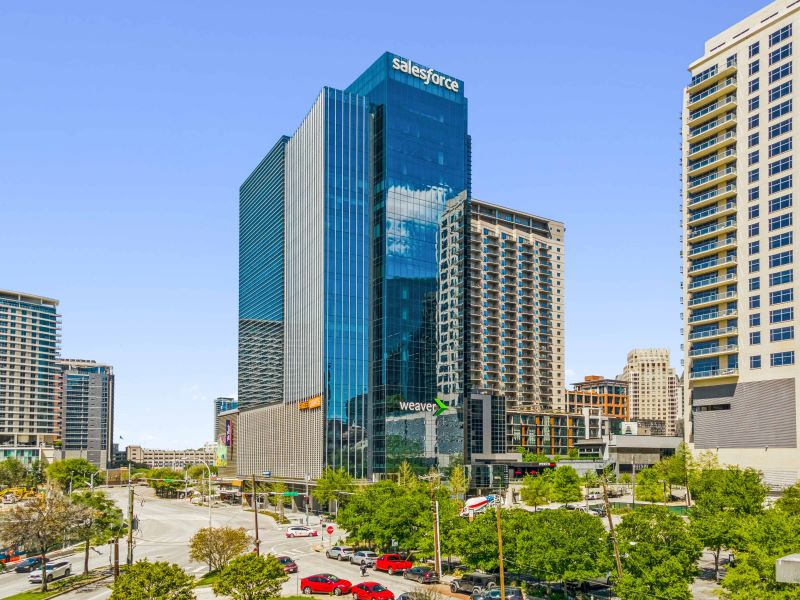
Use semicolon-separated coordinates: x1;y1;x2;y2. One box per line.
239;137;289;409
347;53;471;473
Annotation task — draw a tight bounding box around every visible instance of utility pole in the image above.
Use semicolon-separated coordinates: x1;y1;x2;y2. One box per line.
126;480;134;565
432;499;442;577
252;474;260;555
495;505;505;600
601;475;623;580
90;472;96;491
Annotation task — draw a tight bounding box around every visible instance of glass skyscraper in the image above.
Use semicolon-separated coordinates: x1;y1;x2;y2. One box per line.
239;137;289;409
238;53;470;479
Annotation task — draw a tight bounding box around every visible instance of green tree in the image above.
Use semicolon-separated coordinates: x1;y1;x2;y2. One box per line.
110;560;195;600
520;474;551;510
550;465;582;504
312;467;355;511
619;473;632;485
656;442;693;499
447;460;468;502
634;467;668;504
25;459;46;488
0;490;91;592
0;457;28;487
142;467;186;498
721;509;800;599
690;465;767;579
616;506;702;600
516;509;612;585
46;458;103;492
71;490;124;575
212;553;288;600
416;491;465;565
187;464;217;479
776;481;800;515
397;460;419;489
270;480;290;512
189;526;251;572
452;508;527;572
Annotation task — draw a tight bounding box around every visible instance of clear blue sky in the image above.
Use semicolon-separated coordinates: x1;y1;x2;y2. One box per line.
0;1;767;448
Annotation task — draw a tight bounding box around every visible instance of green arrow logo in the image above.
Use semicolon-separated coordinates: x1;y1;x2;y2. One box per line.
434;397;449;417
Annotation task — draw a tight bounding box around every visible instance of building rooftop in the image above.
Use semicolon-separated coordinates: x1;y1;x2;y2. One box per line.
0;289;59;306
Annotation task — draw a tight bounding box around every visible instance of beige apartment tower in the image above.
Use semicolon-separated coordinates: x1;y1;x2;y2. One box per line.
438;196;565;411
618;349;681;435
683;0;800;486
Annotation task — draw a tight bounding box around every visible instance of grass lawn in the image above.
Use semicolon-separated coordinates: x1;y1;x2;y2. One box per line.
2;592;60;600
195;569;221;587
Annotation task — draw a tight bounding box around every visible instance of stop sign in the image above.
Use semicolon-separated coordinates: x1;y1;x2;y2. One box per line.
326;525;334;534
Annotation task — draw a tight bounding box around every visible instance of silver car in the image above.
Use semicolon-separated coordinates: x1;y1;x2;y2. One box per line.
350;551;378;566
326;546;355;561
29;560;71;583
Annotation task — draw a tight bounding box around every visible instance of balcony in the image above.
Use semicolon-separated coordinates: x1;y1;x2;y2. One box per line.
687;237;736;259
688;325;738;341
688;184;737;210
688;112;737;143
687;272;738;291
687;166;737;193
688;308;737;324
687;290;738;308
688;95;737;125
688;254;737;275
688;131;737;161
687;63;737;96
687;77;737;111
689;368;739;380
689;343;738;358
688;218;736;242
688;148;737;176
687;201;737;226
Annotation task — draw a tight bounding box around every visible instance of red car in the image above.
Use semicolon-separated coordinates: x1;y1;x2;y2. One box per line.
375;554;412;575
301;574;352;596
351;582;395;600
277;555;298;573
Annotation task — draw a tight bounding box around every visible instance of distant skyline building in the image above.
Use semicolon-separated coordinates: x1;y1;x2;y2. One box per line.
618;348;681;435
57;359;114;468
438;196;565;413
566;376;629;420
683;0;800;486
0;289;61;448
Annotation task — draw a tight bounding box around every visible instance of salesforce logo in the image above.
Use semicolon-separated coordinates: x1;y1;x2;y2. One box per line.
391;57;460;93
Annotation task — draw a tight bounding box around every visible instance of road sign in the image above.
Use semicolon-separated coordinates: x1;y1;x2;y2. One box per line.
262;471;271;477
282;491;299;497
326;525;334;534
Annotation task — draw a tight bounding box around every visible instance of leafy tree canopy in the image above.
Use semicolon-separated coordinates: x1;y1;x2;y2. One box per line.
46;458;103;492
212;553;288;600
110;560;195;600
190;527;252;572
312;467;355;507
520;474;551;509
550;465;582;504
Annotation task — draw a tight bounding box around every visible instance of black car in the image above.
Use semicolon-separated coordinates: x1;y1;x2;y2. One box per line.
403;566;439;584
472;586;524;600
14;556;43;573
451;573;498;595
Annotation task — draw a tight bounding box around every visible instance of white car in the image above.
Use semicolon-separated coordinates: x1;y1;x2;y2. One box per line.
285;525;318;538
29;560;71;583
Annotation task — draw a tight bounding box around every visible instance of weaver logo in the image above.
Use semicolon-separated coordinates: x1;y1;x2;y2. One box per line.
398;397;450;417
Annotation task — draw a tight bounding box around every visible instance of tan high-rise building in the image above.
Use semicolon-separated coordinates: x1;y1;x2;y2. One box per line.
438;196;565;411
618;349;681;435
683;0;800;487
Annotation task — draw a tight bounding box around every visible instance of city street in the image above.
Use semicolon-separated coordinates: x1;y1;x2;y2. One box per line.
1;485;433;600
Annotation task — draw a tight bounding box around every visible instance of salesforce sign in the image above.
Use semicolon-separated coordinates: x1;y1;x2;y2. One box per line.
391;56;460;93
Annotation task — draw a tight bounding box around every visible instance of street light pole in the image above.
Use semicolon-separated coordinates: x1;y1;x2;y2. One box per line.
68;471;74;495
200;460;212;528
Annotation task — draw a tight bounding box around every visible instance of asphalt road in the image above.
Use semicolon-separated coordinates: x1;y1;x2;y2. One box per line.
1;485;435;600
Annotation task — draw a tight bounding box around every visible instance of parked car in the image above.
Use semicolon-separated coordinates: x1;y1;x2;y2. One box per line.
402;566;439;584
14;556;43;573
607;488;624;498
585;491;602;501
301;574;352;595
29;561;71;583
277;555;298;574
351;582;395;600
375;554;412;575
350;551;379;566
472;586;525;600
588;505;607;517
287;526;318;538
450;573;498;595
327;546;355;561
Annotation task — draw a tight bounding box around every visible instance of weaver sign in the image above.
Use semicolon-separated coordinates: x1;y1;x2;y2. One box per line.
298;395;322;411
398;397;450;417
